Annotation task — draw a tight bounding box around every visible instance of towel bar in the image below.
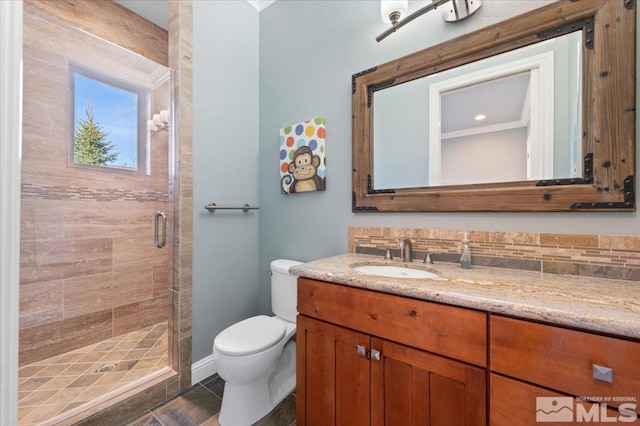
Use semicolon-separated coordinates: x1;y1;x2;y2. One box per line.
205;203;259;213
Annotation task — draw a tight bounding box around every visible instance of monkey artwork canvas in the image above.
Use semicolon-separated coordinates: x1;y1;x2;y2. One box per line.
279;117;326;194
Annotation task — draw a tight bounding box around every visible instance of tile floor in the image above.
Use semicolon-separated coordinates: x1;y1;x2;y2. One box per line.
127;375;297;426
18;322;168;425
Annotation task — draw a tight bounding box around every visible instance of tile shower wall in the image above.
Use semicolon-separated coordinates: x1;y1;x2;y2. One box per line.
168;0;194;393
18;1;193;422
349;227;640;282
20;4;170;366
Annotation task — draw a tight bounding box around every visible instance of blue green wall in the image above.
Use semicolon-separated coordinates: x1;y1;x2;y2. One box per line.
256;0;640;314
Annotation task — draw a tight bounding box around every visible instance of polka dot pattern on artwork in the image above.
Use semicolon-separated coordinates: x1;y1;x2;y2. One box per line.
279;117;326;194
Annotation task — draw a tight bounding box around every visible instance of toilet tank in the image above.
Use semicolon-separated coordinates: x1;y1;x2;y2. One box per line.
270;259;302;322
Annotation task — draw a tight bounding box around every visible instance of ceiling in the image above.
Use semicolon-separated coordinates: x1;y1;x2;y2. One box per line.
114;0;169;29
246;0;278;12
441;72;531;136
114;0;277;30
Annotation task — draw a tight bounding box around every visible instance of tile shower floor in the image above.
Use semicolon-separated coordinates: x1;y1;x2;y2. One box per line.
18;322;168;425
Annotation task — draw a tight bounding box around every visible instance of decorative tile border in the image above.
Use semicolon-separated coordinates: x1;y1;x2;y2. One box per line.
349;227;640;282
21;184;169;203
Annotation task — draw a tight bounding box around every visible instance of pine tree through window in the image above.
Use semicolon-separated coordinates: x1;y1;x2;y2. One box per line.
70;66;147;171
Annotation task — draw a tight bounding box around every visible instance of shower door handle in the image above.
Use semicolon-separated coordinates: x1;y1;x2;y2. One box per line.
154;211;166;248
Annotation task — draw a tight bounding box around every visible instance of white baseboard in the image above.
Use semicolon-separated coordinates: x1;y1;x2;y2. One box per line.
191;354;217;384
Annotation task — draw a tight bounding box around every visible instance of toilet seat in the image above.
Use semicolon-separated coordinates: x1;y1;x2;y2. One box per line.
214;315;286;356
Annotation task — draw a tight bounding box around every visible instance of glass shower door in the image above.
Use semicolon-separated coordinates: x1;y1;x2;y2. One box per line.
18;7;172;424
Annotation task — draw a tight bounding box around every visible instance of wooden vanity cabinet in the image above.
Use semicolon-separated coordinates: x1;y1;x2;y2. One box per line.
490;373;623;425
296;278;487;425
490;315;640;424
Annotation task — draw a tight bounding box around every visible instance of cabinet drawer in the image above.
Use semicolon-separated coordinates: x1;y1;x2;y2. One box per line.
298;278;487;366
490;315;640;404
490;374;631;425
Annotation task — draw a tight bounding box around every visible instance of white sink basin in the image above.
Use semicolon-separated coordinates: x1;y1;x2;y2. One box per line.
352;265;439;279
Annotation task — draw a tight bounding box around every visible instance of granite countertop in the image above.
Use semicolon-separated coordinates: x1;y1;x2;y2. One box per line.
290;253;640;339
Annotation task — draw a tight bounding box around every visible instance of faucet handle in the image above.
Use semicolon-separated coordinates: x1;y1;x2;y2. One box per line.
423;252;442;264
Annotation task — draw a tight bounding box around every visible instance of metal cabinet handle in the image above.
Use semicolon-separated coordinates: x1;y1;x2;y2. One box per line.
154;211;166;248
371;349;381;361
357;345;380;361
592;364;613;383
357;345;367;358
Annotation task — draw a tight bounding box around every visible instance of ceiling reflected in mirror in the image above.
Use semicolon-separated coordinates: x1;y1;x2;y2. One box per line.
441;72;530;136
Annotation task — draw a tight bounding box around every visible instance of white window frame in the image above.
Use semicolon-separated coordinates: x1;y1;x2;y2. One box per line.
428;52;555;185
69;63;149;173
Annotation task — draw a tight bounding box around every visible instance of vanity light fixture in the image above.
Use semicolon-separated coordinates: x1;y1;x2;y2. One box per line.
381;0;408;25
474;114;486;121
377;0;482;42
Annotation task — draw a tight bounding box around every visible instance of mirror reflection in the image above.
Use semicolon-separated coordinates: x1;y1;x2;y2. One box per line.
373;30;582;189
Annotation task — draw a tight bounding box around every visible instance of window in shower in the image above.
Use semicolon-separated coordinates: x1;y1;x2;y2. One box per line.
70;64;149;171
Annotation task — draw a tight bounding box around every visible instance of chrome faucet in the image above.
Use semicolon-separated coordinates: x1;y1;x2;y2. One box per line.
399;238;413;262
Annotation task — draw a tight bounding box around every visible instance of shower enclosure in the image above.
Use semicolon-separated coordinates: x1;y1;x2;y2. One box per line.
18;4;174;424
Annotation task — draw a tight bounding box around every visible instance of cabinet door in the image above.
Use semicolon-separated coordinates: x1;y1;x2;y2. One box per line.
297;315;371;426
371;338;486;426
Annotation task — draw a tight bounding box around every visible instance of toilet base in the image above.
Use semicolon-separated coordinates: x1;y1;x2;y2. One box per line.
218;341;296;426
268;339;296;406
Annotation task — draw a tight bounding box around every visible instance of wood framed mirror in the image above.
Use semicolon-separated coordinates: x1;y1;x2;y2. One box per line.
352;0;635;212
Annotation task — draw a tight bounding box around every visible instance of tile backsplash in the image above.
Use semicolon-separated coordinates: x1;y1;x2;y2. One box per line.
349;227;640;282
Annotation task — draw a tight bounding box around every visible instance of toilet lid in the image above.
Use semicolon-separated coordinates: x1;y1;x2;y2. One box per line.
214;315;286;356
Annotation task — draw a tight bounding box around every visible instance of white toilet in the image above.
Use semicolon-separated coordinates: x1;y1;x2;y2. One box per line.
213;259;302;426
